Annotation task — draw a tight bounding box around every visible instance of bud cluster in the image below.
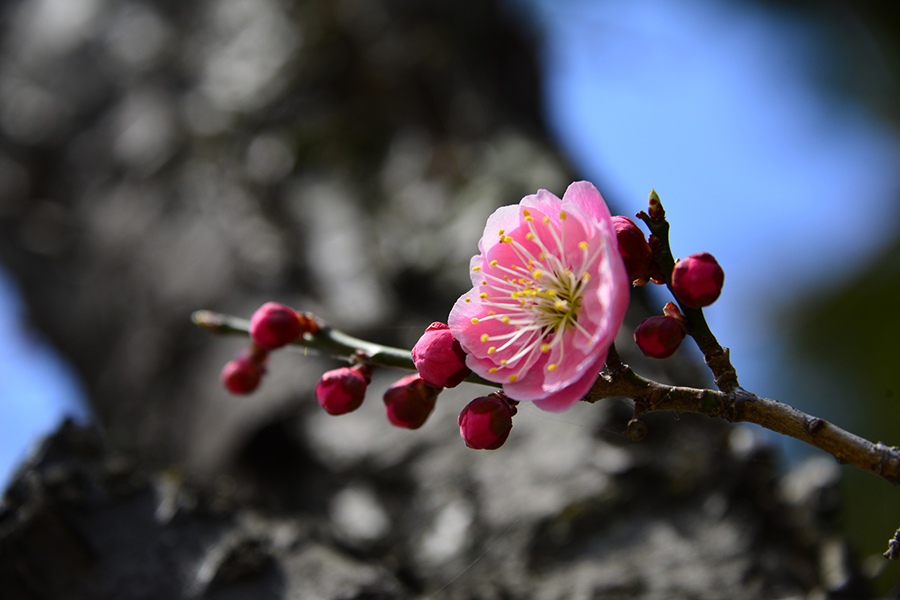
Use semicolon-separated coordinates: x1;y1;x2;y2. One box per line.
614;196;725;361
220;302;317;394
215;189;724;450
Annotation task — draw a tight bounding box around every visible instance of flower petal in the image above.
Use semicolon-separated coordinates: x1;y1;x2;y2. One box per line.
561;181;613;226
532;351;607;412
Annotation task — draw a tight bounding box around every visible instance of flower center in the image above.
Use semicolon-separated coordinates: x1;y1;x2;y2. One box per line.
467;207;602;382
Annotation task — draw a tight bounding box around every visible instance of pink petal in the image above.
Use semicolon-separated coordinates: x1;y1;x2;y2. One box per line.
561;181;613;226
541;327;594;392
532;352;607;412
478;204;522;257
520;188;563;228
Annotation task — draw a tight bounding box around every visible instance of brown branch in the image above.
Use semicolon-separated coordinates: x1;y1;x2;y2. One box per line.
196;308;900;557
587;348;900;486
636;191;740;392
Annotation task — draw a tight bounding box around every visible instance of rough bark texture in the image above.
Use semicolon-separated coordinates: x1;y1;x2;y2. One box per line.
0;0;872;597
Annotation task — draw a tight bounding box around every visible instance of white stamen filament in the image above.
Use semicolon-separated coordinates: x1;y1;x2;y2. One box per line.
475;208;597;381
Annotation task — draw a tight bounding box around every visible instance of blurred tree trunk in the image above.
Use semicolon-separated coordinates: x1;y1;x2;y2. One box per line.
0;0;872;597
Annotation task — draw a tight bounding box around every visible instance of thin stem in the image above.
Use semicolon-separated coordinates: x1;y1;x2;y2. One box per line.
191;310;498;387
637;192;739;392
194;309;900;557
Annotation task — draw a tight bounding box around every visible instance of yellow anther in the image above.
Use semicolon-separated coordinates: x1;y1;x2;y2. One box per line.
525;215;533;222
511;265;518;270
502;236;514;243
471;318;479;324
488;311;495;316
501;360;508;366
472;266;481;271
465;298;471;302
583;273;591;281
509;374;518;382
533;270;542;279
543;216;550;224
481;334;489;342
501;316;510;324
523;208;531;217
540;344;550;353
546;289;557;297
482;280;487;285
555;300;566;309
579;241;588;250
539;253;545;260
526;232;534;240
488;346;496;354
490;260;498;267
489;367;498;374
559;211;567;220
498;229;505;235
479;292;488;299
547;364;558;371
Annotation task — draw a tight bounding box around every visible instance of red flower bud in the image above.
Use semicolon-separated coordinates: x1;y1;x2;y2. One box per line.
249;302;309;350
315;365;371;415
458;395;516;450
613;216;654;285
634;315;686;359
411;322;470;388
383;374;440;429
671;252;724;308
221;350;266;394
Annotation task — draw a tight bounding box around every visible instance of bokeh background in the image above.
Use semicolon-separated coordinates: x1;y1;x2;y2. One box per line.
1;0;899;595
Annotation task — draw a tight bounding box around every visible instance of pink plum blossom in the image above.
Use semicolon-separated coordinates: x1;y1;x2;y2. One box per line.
448;181;629;412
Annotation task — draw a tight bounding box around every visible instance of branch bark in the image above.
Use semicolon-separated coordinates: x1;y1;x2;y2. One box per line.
193;310;900;486
588;347;900;485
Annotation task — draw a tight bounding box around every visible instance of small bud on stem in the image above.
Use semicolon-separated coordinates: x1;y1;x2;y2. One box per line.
671;252;724;309
458;393;517;450
315;364;372;415
412;322;471;387
383;374;441;429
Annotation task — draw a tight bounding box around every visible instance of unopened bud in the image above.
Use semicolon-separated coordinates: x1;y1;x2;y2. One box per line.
411;322;470;388
221;350;267;394
634;315;686;359
383;374;440;429
250;302;311;350
647;189;665;222
612;216;654;286
458;394;516;450
315;364;372;415
671;252;724;308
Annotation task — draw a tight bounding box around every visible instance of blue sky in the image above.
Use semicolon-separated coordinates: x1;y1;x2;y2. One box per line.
0;270;88;486
519;0;900;402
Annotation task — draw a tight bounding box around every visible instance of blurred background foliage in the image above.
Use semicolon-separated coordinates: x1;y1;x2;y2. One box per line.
757;0;900;587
